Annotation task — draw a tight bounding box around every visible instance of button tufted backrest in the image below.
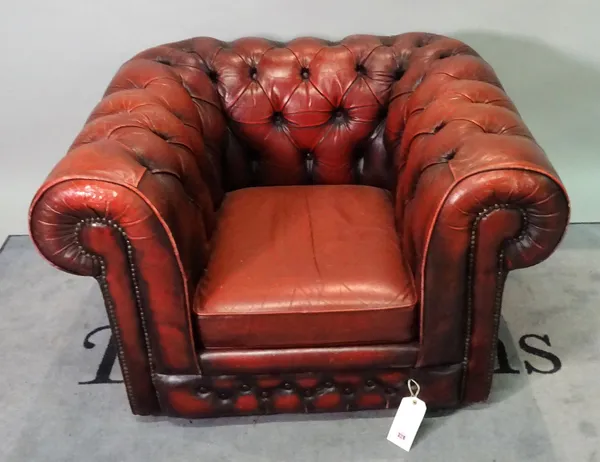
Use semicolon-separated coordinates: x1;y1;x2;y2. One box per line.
130;33;480;192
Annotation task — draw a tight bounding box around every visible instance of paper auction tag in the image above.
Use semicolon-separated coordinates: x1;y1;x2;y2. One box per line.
386;379;427;452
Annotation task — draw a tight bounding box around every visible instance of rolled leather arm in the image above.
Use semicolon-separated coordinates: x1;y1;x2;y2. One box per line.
386;35;569;403
29;44;228;413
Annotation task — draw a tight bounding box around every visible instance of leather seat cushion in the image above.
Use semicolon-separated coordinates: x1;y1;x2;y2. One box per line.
194;185;417;349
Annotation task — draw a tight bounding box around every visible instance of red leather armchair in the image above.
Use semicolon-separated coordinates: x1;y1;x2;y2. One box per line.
29;33;569;418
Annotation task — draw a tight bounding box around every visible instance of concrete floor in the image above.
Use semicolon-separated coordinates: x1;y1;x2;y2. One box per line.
0;225;599;461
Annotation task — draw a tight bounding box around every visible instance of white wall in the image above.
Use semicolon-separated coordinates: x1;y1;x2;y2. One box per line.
1;0;599;243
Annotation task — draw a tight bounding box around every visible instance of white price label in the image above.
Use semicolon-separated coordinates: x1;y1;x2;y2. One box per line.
386;380;427;451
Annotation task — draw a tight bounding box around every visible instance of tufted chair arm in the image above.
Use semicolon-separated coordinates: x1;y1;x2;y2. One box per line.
28;46;229;414
388;38;570;403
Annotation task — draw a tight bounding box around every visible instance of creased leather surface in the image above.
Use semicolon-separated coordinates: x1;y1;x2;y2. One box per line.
148;34;463;189
28;32;570;416
200;344;419;375
195;185;416;348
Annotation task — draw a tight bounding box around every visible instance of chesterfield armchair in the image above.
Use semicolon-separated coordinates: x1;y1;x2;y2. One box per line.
29;33;569;418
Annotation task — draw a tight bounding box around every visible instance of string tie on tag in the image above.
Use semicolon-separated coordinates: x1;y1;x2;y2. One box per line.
408;379;420;404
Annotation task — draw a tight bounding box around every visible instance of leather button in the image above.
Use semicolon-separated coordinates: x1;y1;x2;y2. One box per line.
207;69;219;82
218;391;230;400
333;108;345;119
198;386;210;394
441;148;457;161
385;387;396;395
343;387;353;395
249;67;258;80
272;112;284;125
324;381;333;388
365;380;375;388
240;383;251;392
305;152;313;160
282;382;293;390
260;390;270;398
433;121;446;133
355;63;367;74
393;66;405;81
303;389;313;397
300;67;310;79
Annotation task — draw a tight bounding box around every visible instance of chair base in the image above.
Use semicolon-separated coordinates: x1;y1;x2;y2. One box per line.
152;364;464;418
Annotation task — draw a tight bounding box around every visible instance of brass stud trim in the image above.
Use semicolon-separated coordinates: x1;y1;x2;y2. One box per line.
460;205;528;400
74;216;159;413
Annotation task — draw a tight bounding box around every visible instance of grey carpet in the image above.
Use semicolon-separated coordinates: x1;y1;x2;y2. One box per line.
1;225;599;461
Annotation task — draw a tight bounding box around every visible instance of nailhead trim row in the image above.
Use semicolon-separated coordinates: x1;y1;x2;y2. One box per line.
73;217;159;413
486;248;506;389
460;204;528;399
